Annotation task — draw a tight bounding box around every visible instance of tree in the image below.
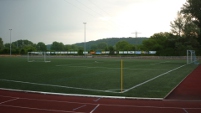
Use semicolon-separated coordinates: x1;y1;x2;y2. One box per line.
115;41;131;51
181;0;201;41
24;45;36;53
91;44;98;51
170;11;185;37
37;42;47;51
0;37;3;50
51;41;64;51
70;45;79;51
108;46;115;55
183;15;200;38
170;11;200;38
142;32;172;55
97;42;108;50
64;45;79;51
11;40;36;54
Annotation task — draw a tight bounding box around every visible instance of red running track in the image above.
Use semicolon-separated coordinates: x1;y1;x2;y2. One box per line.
1;65;201;113
166;65;201;100
0;89;201;113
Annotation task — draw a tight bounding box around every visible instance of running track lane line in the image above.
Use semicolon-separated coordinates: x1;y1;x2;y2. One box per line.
93;97;101;102
1;94;201;110
0;98;19;105
183;108;189;113
73;105;86;111
90;104;99;113
0;104;85;113
122;64;186;93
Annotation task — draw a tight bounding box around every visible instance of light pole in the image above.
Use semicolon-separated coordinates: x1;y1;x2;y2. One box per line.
9;29;12;56
83;22;87;56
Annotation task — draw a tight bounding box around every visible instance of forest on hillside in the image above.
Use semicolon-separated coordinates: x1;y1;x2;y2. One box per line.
74;37;147;51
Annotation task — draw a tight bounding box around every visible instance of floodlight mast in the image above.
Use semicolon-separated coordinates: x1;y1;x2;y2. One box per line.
9;29;12;56
83;22;87;56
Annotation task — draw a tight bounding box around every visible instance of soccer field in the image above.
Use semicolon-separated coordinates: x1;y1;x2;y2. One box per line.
0;57;198;98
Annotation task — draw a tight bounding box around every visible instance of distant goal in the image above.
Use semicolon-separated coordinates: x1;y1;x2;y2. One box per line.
27;52;51;62
187;50;199;64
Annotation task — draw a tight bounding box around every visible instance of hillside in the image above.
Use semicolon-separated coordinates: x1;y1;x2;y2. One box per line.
74;37;148;50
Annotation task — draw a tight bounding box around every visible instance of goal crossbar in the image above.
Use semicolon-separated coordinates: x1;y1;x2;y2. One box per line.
27;52;51;62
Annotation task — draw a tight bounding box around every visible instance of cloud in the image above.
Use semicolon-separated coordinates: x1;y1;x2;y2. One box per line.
0;0;186;45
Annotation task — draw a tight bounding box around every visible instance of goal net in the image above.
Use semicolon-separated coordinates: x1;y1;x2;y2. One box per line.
187;50;198;64
27;52;51;62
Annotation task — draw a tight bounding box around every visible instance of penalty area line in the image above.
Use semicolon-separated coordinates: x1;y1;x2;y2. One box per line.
122;64;186;93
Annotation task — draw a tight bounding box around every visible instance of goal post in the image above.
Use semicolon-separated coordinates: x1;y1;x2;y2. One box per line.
187;50;198;64
27;52;51;62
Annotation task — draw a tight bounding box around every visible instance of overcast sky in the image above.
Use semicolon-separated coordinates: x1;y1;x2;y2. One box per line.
0;0;186;45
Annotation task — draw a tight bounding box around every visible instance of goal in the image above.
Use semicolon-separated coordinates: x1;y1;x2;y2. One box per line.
187;50;198;64
27;52;51;62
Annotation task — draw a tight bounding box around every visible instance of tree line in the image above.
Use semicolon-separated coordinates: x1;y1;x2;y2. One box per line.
0;0;200;56
0;38;140;55
0;39;83;55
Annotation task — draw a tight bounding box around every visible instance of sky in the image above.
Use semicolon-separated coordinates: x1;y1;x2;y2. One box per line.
0;0;186;45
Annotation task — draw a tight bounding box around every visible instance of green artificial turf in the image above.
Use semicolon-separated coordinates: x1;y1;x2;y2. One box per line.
0;56;198;98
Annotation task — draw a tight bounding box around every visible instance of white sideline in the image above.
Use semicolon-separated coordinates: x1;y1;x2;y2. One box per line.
122;64;186;93
0;79;120;93
0;64;187;96
0;88;162;100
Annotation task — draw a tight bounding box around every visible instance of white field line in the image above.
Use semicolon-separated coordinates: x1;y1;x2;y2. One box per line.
0;79;120;93
69;66;119;70
150;61;170;65
57;65;166;71
0;88;126;100
57;65;121;70
122;64;186;93
164;64;199;99
56;62;99;67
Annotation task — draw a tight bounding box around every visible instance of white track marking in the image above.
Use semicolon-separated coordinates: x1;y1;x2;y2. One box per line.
0;79;120;93
93;98;101;102
1;103;201;113
0;104;85;113
90;104;99;113
73;105;86;111
0;94;200;110
0;98;19;105
122;64;186;93
0;94;96;105
183;108;189;113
